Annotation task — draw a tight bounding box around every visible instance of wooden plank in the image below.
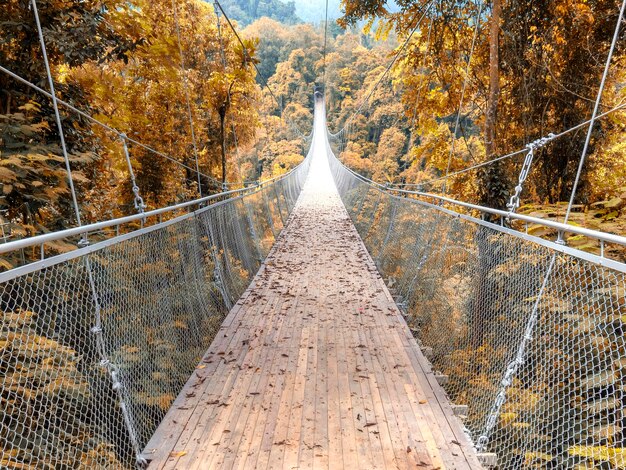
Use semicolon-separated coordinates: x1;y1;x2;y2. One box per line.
360;314;419;469
352;211;481;469
349;319;386;470
256;278;302;468
199;282;294;469
162;260;289;468
275;323;310;469
325;303;343;470
332;306;360;470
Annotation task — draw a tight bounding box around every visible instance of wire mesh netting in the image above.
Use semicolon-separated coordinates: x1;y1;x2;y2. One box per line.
328;146;626;469
0;158;310;469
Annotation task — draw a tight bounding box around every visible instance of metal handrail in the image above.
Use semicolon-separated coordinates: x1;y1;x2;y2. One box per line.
0;160;307;256
327;140;626;249
392;188;626;248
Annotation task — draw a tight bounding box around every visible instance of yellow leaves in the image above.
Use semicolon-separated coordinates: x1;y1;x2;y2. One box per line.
0;257;14;271
499;412;518;426
374;19;394;42
0;166;17;181
568;445;626;468
0;457;32;469
56;63;71;83
2;310;35;329
46;238;78;254
18;101;41;113
525;451;555;464
174;320;189;329
170;451;188;458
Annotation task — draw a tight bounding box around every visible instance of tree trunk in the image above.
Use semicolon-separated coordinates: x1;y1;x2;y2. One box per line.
471;0;504;349
485;0;501;163
478;0;507;210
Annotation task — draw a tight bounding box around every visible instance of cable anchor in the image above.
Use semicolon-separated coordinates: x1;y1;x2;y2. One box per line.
506;133;555;219
120;133;147;215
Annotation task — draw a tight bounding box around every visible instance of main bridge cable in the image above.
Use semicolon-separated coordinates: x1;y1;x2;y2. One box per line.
563;0;626;227
442;0;485;194
478;1;626;449
30;0;81;227
334;0;435;137
322;0;330;90
392;100;626;190
30;0;147;467
212;0;310;140
0;65;224;188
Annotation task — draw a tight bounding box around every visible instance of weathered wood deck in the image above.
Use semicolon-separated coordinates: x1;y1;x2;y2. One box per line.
142;119;481;469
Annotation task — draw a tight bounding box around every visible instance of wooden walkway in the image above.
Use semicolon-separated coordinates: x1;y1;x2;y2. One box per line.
142;119;481;469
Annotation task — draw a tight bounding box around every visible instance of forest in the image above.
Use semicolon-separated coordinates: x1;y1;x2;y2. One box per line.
3;0;626;264
0;0;314;267
3;0;626;469
327;0;626;252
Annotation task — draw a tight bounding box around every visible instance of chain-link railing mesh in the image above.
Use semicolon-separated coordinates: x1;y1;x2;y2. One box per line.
0;158;310;469
328;147;626;469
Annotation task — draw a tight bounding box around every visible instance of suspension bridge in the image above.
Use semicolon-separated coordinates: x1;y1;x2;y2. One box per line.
139;99;481;469
4;0;626;469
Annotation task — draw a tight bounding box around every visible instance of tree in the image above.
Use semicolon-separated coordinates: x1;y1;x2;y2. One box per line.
478;0;508;210
217;0;300;25
0;0;141;242
207;37;259;185
339;0;626;208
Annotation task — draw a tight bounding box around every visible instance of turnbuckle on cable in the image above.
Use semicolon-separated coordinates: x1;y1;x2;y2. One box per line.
120;133;147;215
506;133;556;218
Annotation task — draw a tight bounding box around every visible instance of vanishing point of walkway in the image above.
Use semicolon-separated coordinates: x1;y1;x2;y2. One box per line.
142;110;480;469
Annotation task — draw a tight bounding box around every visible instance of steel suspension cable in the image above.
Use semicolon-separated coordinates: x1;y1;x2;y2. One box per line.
213;0;278;106
563;0;626;226
31;2;146;465
442;0;484;194
338;0;435;134
392;101;626;189
322;0;330;89
213;0;308;138
31;0;82;227
0;64;222;185
172;0;204;197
